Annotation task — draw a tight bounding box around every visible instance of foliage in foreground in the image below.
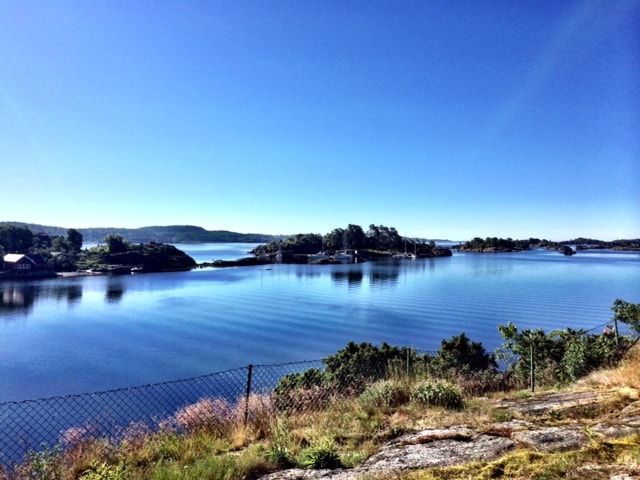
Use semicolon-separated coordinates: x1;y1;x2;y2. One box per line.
3;299;639;480
497;298;640;388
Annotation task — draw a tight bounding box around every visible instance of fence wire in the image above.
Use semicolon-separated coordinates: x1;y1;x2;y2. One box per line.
0;360;323;471
0;333;620;473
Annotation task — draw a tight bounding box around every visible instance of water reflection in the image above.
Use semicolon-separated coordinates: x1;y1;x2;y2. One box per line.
0;281;87;317
331;270;364;288
105;279;126;303
0;277;122;317
369;263;400;287
295;270;322;280
51;284;83;305
0;284;37;316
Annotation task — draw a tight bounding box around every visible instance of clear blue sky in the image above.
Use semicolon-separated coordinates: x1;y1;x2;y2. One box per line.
1;1;638;241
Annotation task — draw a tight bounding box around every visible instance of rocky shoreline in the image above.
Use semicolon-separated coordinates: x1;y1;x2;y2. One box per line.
260;388;640;479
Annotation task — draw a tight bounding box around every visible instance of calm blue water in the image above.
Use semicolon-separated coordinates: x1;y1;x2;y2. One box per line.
1;244;638;403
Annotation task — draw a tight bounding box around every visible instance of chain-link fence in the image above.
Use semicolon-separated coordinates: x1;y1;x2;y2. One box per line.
0;339;605;473
0;360;324;471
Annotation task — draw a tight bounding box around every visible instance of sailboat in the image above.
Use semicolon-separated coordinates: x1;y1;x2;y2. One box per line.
308;236;330;263
394;237;417;259
333;231;353;264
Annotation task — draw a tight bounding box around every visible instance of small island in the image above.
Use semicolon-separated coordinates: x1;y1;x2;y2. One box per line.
456;236;640;254
2;222;639;277
216;224;453;267
78;235;197;274
0;225;195;278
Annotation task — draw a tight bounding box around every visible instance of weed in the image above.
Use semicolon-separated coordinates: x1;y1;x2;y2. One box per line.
79;462;124;480
263;420;295;468
297;439;342;469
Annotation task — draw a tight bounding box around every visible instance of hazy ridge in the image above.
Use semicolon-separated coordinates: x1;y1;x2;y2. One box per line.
0;221;275;244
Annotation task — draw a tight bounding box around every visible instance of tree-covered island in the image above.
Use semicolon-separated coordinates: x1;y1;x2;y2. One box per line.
2;222;638;276
0;225;196;277
457;236;639;254
242;224;453;266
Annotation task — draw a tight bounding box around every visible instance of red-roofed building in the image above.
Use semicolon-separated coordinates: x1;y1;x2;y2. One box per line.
2;253;56;278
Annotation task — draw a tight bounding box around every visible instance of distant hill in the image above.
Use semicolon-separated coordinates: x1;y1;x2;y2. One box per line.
0;222;273;244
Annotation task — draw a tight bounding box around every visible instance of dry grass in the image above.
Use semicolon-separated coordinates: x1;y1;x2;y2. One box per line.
580;342;640;392
404;435;640;480
4;344;640;480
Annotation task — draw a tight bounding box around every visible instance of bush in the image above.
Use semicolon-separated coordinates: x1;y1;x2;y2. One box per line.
358;380;410;410
297;439;342;470
411;380;464;410
79;462;124;480
273;368;330;412
431;333;497;377
498;319;632;387
322;342;423;394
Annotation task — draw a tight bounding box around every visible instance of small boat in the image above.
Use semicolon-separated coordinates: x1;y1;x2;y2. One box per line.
309;237;329;263
333;231;353;264
333;251;353;264
308;251;330;263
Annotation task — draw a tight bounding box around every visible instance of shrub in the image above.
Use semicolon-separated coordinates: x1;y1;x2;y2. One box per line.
358;380;410;410
263;420;296;468
11;445;63;480
323;342;423;394
431;333;497;377
79;462;124;480
411;380;464;410
297;439;342;469
273;368;330;412
499;320;632;387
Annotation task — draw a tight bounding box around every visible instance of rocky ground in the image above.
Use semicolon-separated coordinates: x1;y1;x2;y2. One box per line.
261;388;640;479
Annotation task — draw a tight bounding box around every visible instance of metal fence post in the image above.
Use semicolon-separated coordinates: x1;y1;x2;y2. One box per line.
530;343;535;393
244;364;253;426
406;348;410;377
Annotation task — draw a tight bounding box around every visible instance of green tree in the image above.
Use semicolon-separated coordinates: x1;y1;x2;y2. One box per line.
322;341;420;393
432;333;497;376
366;224;402;251
611;299;640;336
497;322;565;387
498;321;629;387
66;228;83;252
105;234;128;254
346;224;367;250
0;225;34;253
325;228;346;250
51;236;71;252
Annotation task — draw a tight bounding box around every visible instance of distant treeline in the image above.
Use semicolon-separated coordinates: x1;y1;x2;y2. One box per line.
0;222;274;244
2;222;638;251
458;236;640;252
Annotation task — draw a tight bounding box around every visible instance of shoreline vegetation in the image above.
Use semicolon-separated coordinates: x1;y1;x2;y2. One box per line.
1;222;639;278
2;301;639;479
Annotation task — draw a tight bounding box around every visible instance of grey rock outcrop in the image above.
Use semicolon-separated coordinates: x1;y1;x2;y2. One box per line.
260;390;640;480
